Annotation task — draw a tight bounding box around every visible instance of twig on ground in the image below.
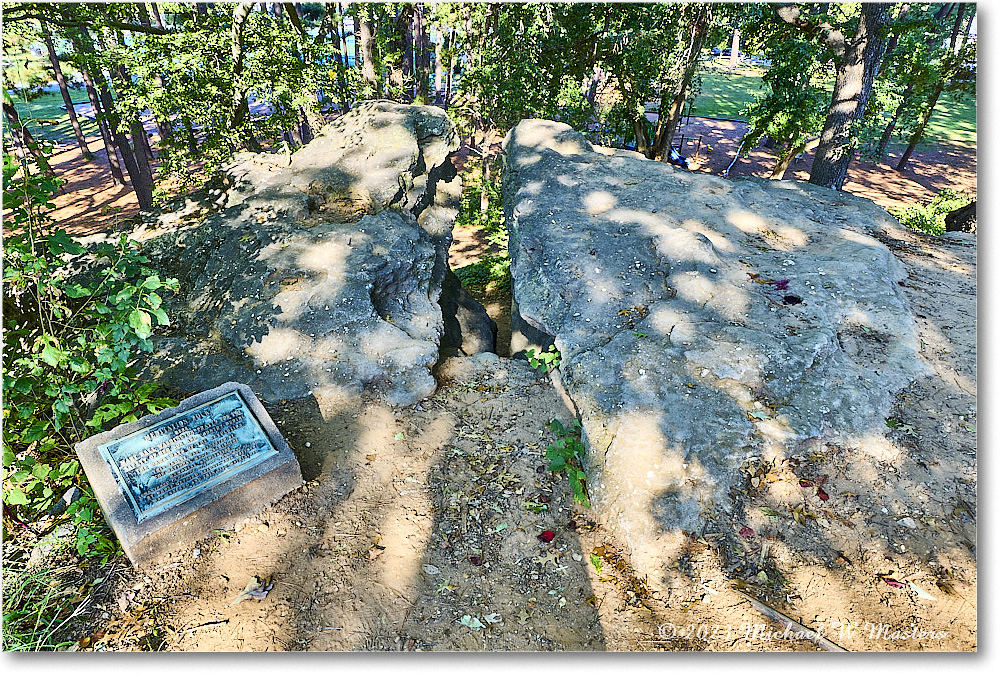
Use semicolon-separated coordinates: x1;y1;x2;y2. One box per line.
737;590;848;652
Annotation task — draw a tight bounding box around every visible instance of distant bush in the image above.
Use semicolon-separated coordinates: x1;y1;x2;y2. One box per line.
891;188;974;236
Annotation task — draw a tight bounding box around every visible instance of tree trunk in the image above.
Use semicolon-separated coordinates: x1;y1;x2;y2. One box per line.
356;6;380;97
390;4;414;100
633;116;651;157
651;5;712;161
228;2;262;152
895;82;944;171
73;31;151;206
413;3;431;103
729;28;741;69
77;62;124;184
480;152;491;214
875;82;913;162
41;23;92;160
896;6;970;171
332;3;351;110
444;28;455;108
148;2;166;30
94;78;153;209
770;136;821;179
803;3;891;190
2;100;50;172
434;26;443;101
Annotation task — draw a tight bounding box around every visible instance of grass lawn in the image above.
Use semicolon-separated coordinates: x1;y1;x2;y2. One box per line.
687;63;976;149
4;89;101;145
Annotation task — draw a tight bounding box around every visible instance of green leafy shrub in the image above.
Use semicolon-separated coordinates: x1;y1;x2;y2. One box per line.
545;418;590;507
891;188;974;236
2;151;177;560
526;345;561;374
453;255;511;299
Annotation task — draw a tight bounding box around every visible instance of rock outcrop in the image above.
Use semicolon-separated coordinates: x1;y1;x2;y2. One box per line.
502;119;930;584
140;101;495;406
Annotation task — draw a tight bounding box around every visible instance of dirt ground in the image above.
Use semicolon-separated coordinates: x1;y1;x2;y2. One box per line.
7;214;976;653
4;119;976;652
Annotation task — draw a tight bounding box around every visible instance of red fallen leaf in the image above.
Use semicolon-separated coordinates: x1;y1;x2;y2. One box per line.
469;555;483;566
814;474;829;487
799;479;814;488
772;279;790;290
882;576;906;589
739;526;754;538
567;520;578;531
817;487;830;501
537;494;551;504
538;530;556;543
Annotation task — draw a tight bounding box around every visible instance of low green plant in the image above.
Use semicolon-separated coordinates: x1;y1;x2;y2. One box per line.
526;345;561;374
891;188;974;236
453;255;511;299
1;563;79;651
545;418;590;508
2;150;177;561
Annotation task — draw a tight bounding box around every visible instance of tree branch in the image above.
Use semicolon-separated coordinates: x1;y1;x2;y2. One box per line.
282;2;308;41
774;3;847;58
4;9;174;35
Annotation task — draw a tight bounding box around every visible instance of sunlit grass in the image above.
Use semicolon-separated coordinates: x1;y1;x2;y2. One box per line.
4;89;100;145
689;65;976;149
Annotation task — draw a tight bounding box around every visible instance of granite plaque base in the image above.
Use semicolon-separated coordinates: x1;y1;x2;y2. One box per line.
75;382;302;567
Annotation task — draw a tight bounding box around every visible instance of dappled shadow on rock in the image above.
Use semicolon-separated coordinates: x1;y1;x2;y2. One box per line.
501;119;976;650
128;101;494;409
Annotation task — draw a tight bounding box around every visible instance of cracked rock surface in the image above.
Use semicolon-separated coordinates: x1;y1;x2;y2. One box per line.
139;101;494;406
502;119;931;585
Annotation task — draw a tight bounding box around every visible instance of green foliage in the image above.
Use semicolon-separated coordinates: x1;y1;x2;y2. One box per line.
589;553;603;575
455;157;505;243
890;188;973;236
545;418;589;508
526;345;561;374
740;37;827;158
454;256;510;299
1;563;79;651
453;156;510;298
2;150;177;559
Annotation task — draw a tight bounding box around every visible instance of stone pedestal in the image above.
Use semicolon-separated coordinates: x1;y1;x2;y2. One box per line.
75;382;302;567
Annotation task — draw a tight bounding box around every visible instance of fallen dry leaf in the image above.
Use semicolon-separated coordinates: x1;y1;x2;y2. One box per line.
229;576;273;606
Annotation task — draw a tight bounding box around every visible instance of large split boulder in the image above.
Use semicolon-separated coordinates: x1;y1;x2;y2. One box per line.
139;101;494;406
502;119;930;584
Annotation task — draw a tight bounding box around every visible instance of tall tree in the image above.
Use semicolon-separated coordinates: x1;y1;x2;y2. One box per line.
355;5;380;97
775;3;893;190
600;3;721;161
40;22;93;160
228;2;262;152
73;28;154;209
895;4;975;170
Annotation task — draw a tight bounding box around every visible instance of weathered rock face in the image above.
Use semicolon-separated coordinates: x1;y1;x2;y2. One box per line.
503;119;930;584
141;101;494;406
